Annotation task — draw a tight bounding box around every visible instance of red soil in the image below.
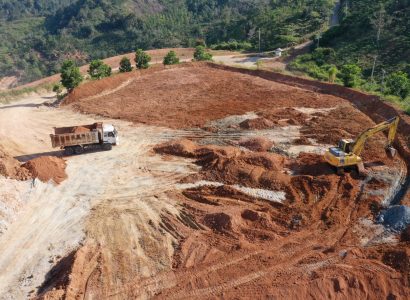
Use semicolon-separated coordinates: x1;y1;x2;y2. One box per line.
71;126;90;133
0;147;31;180
238;137;274;152
63;63;343;129
22;156;67;184
39;63;410;299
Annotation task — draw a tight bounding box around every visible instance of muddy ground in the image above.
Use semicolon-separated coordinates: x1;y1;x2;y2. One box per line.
0;63;409;299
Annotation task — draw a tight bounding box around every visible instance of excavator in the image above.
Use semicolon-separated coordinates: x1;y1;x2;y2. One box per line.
324;116;400;175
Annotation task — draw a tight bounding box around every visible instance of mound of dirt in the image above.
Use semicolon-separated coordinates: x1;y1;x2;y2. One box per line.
71;126;90;133
261;107;308;126
241;209;260;221
154;139;198;157
0;147;31;180
289;152;333;176
203;213;232;233
156;140;289;190
22;156;67;184
239;118;274;130
238;137;274;152
293;136;312;145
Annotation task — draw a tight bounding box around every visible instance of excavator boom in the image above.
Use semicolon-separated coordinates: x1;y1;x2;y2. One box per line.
351;117;399;156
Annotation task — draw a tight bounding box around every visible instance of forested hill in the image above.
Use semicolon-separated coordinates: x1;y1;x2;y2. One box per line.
0;0;335;84
321;0;410;76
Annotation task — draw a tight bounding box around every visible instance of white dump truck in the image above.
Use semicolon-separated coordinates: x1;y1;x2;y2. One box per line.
50;122;119;155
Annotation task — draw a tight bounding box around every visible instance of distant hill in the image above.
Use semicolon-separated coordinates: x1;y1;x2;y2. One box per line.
0;0;335;85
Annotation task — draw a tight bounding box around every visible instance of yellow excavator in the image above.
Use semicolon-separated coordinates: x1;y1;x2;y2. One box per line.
324;116;400;175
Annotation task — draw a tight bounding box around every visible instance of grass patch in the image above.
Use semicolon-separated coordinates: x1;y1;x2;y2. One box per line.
0;82;55;104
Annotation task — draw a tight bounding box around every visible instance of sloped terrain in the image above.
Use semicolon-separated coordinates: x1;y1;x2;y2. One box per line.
18;63;407;299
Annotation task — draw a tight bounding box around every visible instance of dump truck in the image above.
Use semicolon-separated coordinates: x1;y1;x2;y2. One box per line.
50;122;119;155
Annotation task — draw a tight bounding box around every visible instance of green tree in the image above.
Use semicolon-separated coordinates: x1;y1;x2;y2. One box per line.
52;83;63;95
193;46;213;61
60;60;83;91
328;65;338;83
386;71;410;99
88;59;111;79
119;57;133;72
339;64;362;87
135;49;151;69
163;51;180;65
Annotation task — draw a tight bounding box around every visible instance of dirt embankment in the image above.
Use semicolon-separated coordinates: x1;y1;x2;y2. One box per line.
0;146;67;184
208;63;410;162
62;63;343;129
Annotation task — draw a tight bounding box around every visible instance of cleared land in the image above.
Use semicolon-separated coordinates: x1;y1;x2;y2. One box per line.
0;63;409;299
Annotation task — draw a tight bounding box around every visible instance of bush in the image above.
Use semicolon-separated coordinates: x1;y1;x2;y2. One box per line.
60;60;83;91
163;51;179;65
52;83;63;95
195;39;206;47
135;49;151;69
386;71;410;99
328;65;338;83
119;57;133;72
211;40;253;51
339;64;363;88
193;46;213;61
88;59;112;79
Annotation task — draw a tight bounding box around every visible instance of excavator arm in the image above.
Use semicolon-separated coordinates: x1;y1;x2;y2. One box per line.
351;116;399;156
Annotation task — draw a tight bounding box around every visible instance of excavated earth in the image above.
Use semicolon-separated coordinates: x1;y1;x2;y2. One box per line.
1;63;409;299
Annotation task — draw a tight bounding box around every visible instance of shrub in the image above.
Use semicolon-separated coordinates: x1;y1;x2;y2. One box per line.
386;71;410;99
211;40;253;51
135;49;151;69
119;57;133;72
339;64;363;87
195;38;206;47
163;51;179;65
193;46;212;61
60;60;83;91
328;65;338;83
88;59;112;79
52;83;63;95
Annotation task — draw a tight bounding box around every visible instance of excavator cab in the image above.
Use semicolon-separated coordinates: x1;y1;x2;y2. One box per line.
338;139;354;153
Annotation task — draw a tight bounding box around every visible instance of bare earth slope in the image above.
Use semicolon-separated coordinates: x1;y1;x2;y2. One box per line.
0;63;409;299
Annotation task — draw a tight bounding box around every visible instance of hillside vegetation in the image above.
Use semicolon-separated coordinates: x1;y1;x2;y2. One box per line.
289;0;410;112
0;0;335;84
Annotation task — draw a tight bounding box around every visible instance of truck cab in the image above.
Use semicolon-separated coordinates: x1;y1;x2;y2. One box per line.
102;124;119;145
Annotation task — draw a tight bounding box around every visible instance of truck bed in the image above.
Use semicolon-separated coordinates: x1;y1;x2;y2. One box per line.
50;123;102;148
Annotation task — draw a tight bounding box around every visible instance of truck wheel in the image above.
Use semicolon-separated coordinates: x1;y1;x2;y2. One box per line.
64;147;74;156
74;146;84;155
102;143;112;151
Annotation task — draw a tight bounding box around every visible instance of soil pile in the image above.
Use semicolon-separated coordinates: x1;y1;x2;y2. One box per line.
0;147;31;180
71;126;90;133
260;107;308;126
155;139;289;190
238;137;274;152
239;117;275;130
22;156;67;184
203;213;232;233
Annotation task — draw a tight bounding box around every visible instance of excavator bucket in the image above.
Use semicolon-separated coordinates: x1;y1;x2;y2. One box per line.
386;146;397;159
